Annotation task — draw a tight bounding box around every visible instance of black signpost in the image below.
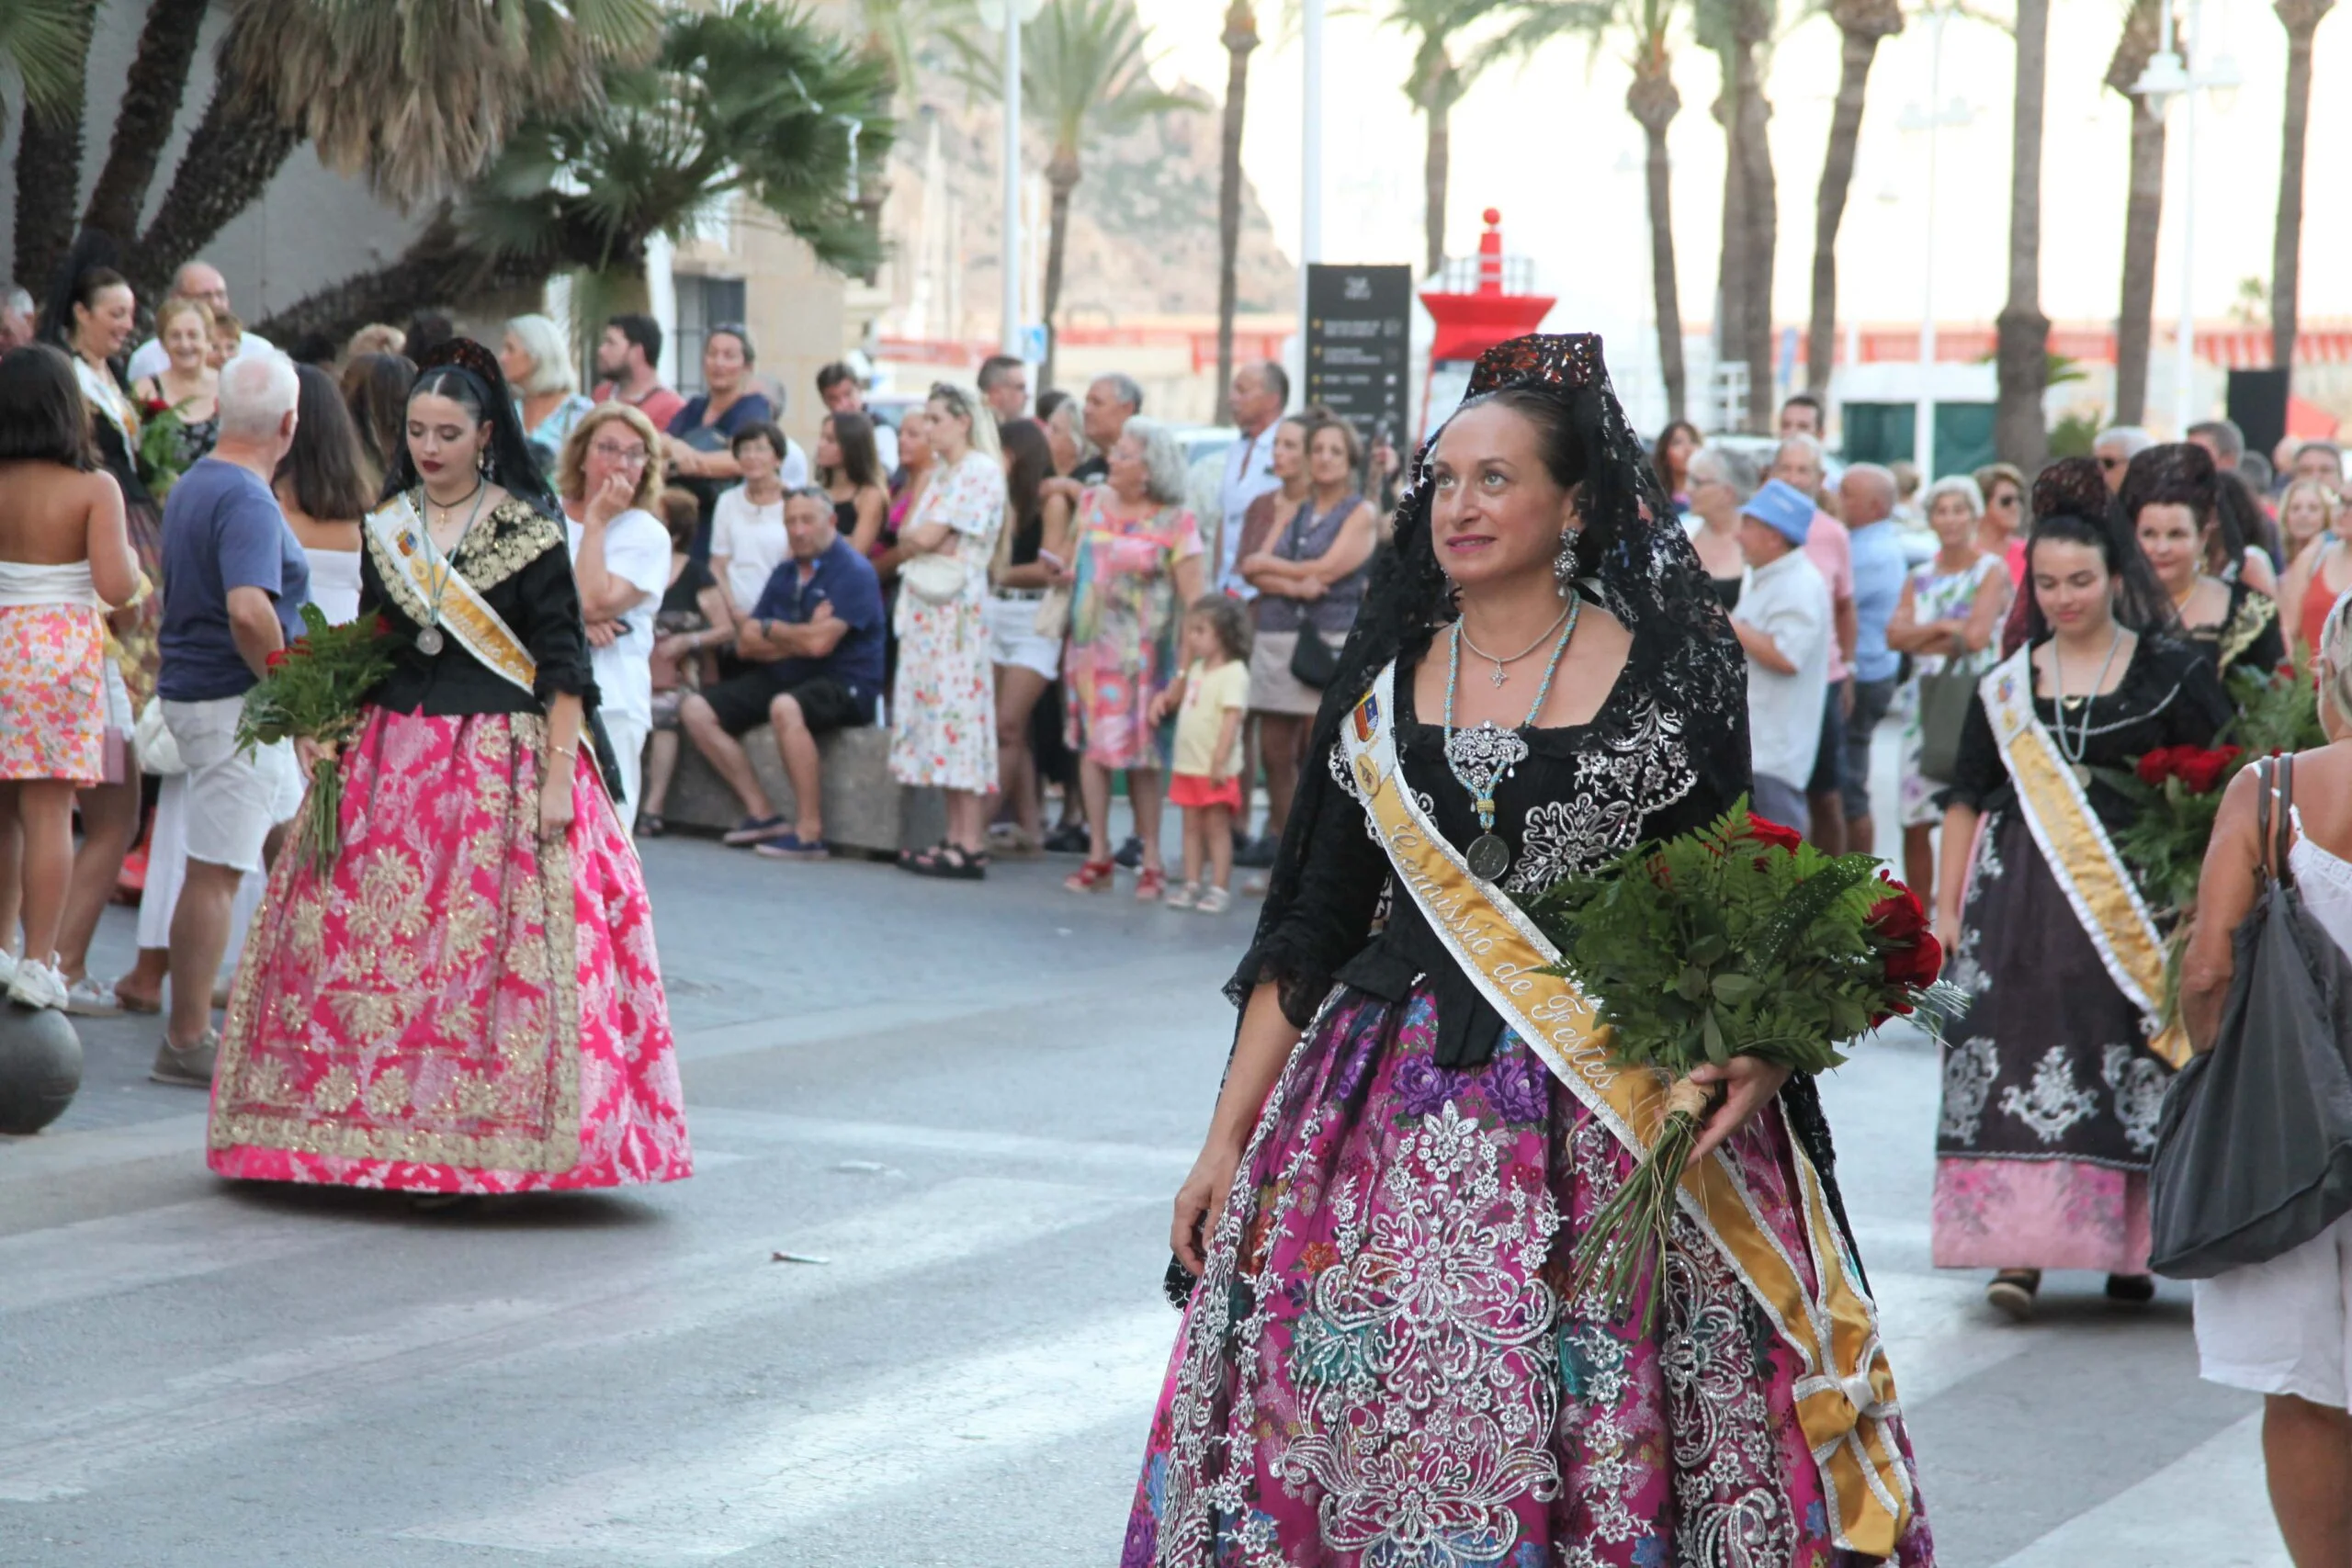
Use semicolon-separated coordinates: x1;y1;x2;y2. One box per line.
1305;264;1412;459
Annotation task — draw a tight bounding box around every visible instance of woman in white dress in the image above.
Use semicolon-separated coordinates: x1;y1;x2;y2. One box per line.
891;385;1006;879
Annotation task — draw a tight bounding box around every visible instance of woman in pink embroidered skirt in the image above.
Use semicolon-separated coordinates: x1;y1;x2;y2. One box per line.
207;338;691;1194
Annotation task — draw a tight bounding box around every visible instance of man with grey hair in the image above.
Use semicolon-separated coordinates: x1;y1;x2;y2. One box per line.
1838;461;1905;856
1075;373;1142;483
126;259;272;381
149;352;310;1081
1217;360;1290;866
0;285;34;351
2186;418;2245;471
2093;424;2155;492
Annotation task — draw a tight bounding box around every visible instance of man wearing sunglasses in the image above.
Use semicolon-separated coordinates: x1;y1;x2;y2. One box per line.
2092;424;2154;493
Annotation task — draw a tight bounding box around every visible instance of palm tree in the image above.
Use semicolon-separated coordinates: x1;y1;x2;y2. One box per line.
7;0;96;292
2270;0;2336;375
1994;0;2050;466
1803;0;1902;394
1487;0;1689;420
1384;0;1518;283
127;0;660;301
257;5;893;344
1698;0;1776;432
1215;0;1261;423
946;0;1197;392
80;0;210;245
2105;0;2164;427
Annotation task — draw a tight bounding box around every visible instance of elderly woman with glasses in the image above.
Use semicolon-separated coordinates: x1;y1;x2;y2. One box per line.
1060;415;1207;899
559;403;673;823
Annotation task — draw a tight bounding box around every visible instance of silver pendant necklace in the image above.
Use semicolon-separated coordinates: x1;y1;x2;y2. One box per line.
1443;594;1580;883
1455;600;1573;688
415;481;489;657
2050;626;2125;785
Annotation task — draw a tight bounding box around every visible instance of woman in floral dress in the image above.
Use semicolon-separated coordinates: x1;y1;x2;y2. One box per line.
1123;335;1934;1566
890;384;1007;879
1885;476;2009;907
1061;417;1205;900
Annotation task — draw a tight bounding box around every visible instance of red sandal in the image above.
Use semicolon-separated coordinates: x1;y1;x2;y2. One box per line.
1135;865;1168;902
1064;858;1114;894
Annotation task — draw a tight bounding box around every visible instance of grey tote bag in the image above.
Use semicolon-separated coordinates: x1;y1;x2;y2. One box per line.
2149;754;2352;1280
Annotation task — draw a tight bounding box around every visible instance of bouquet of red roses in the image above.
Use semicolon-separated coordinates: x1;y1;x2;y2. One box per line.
1526;802;1958;1331
236;605;398;877
2109;743;2244;915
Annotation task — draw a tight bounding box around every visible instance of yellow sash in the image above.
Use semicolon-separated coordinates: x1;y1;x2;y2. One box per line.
1978;647;2190;1068
364;499;537;697
1338;661;1914;1555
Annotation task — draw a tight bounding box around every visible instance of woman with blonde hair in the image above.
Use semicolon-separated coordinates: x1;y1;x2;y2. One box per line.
891;383;1008;878
2277;478;2348;661
129;296;220;484
501;312;593;470
558;402;673;822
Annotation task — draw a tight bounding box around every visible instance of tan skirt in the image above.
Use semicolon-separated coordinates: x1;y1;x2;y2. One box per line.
1248;628;1323;716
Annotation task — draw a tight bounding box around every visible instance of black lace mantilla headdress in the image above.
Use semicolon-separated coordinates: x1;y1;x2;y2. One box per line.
1233;332;1749;1010
380;335;560;517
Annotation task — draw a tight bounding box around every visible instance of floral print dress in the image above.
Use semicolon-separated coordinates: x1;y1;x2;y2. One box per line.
888;449;1007;791
1895;554;2005;828
1063;493;1204;770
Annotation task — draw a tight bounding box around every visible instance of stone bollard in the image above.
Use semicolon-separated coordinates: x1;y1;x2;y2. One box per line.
0;1006;83;1134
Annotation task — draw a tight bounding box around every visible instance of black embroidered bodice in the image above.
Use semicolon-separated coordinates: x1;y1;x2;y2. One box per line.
1234;618;1746;1066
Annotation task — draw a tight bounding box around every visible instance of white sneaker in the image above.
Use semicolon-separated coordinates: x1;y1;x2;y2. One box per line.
62;976;124;1017
8;958;70;1011
0;948;17;987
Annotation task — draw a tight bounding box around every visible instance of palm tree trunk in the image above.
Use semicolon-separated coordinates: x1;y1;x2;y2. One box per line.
2113;99;2165;426
2108;0;2165;427
10;0;96;296
252;205;554;346
1039;154;1079;396
1806;2;1903;394
1995;0;2052;468
1713;63;1750;432
129;71;304;305
1630;68;1686;422
2270;1;2335;375
1422;52;1454;284
1214;2;1257;424
82;0;210;243
1736;52;1775;433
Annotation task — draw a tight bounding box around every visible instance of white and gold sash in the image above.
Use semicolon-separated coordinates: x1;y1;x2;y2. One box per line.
1978;646;2190;1068
1337;661;1915;1556
364;498;537;697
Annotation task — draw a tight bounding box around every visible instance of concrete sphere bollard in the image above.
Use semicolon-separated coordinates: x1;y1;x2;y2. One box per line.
0;1006;83;1134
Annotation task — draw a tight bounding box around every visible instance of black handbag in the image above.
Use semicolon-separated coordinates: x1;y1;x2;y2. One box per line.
1914;668;1978;784
1289;626;1340;689
2148;754;2352;1279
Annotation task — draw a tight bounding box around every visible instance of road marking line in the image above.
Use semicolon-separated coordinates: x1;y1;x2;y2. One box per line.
407;1305;1171;1561
685;1105;1196;1173
0;1197;373;1314
1991;1411;2287;1568
0;1113;209;1187
0;1177;1144;1502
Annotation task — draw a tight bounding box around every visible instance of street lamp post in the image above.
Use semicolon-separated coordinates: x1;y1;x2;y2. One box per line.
1302;0;1325;323
980;0;1048;361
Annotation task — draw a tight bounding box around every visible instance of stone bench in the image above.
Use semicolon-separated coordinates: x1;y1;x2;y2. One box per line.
662;723;944;858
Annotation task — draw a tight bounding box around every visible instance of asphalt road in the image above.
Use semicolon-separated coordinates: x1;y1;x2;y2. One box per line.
0;817;2283;1567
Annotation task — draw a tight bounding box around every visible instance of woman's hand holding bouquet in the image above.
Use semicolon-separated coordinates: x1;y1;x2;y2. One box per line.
1527;803;1959;1331
237;606;399;878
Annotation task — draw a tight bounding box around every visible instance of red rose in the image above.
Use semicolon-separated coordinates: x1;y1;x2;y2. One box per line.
2135;747;2183;787
265;649;289;671
372;615;393;639
1868;880;1943;994
1747;814;1804;856
2175;745;2242;795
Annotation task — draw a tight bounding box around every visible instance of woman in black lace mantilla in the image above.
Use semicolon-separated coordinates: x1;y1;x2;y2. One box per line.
1115;334;1934;1568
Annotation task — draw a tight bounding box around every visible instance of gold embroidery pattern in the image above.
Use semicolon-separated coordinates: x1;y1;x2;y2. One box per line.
209;708;584;1173
365;496;542;694
457;500;564;592
2215;591;2278;671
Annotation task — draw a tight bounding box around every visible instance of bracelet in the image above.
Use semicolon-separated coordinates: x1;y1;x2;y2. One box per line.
552;744;578;759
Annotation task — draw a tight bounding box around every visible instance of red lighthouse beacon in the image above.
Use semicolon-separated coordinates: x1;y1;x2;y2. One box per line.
1416;209;1557;438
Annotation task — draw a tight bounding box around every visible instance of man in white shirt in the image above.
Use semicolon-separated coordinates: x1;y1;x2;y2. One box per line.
1731;479;1832;836
126;261;271;381
817;360;899;472
571;487;674;828
1216;361;1288;598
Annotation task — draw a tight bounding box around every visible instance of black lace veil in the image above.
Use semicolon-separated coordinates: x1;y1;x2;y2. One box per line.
1232;333;1749;1009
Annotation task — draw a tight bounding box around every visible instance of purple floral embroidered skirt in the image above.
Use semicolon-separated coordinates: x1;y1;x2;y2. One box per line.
1122;984;1937;1567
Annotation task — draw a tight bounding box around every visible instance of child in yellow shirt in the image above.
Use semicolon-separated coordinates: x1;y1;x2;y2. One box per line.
1148;596;1251;912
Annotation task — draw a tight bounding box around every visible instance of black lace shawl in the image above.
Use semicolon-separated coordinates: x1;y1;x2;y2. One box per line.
1169;333;1859;1301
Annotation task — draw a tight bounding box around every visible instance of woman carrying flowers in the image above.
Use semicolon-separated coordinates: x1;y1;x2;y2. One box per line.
206;337;691;1199
1124;335;1933;1568
1932;503;2231;1320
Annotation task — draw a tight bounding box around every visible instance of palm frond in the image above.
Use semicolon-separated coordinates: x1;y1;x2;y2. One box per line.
0;0;88;123
944;0;1200;157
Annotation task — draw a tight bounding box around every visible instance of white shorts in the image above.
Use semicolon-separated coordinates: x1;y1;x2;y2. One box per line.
162;696;299;875
2194;1211;2352;1408
987;594;1061;680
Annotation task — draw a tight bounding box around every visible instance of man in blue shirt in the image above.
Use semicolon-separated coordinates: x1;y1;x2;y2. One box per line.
1838;461;1909;856
152;351;311;1086
679;487;885;861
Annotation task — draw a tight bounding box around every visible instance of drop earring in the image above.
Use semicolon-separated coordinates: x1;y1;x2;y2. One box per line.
1554;526;1580;592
